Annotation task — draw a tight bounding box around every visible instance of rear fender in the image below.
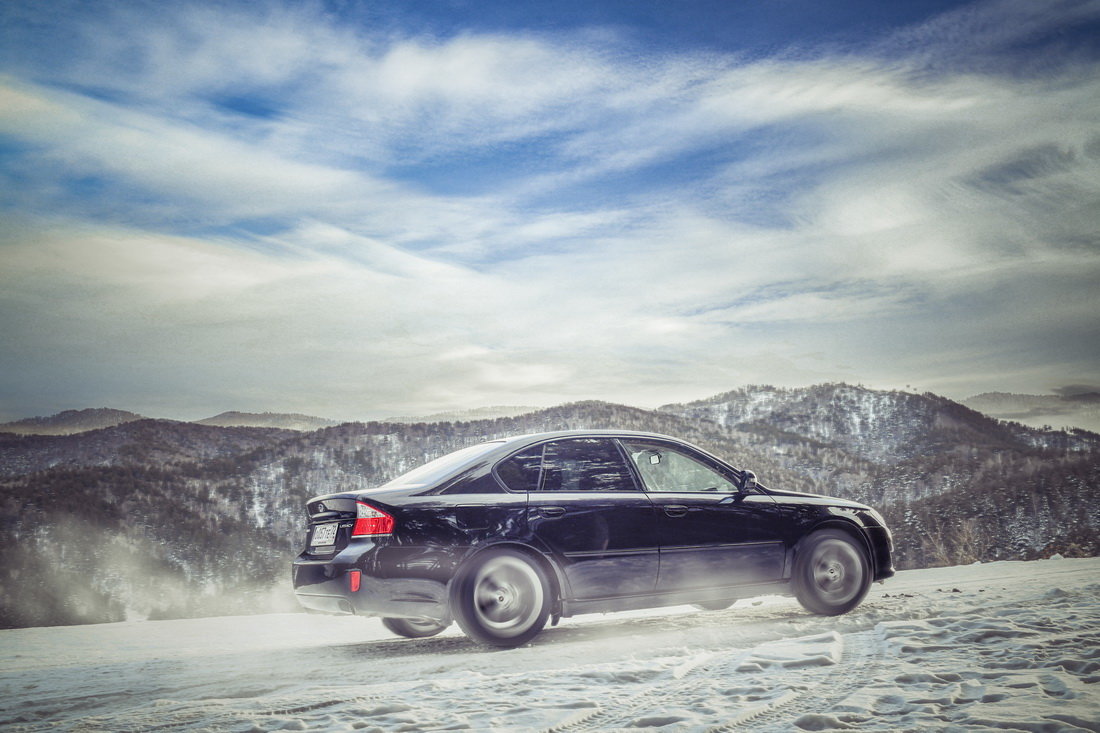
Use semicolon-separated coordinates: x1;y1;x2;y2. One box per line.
449;540;567;615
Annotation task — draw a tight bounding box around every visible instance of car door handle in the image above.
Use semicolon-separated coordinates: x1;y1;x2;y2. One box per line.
538;506;566;518
663;505;689;518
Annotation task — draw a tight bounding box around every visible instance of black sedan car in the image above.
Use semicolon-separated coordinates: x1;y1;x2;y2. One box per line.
292;430;893;647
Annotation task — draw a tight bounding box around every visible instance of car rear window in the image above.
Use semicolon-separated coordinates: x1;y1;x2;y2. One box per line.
381;441;506;488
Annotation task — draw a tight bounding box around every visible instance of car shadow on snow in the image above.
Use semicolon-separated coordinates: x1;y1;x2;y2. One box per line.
333;605;815;658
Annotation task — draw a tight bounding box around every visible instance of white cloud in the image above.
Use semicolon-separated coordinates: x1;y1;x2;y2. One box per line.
0;79;370;217
1;0;1099;417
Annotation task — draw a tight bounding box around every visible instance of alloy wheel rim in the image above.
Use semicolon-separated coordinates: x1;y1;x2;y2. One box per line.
809;539;863;604
473;556;543;637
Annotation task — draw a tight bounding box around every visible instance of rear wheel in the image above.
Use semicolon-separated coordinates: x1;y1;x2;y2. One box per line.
792;529;871;616
381;617;450;639
451;548;551;648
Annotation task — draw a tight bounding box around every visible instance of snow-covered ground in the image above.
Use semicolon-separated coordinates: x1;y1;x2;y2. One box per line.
2;558;1097;732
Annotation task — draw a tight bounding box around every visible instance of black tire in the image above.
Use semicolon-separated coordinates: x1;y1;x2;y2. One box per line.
792;529;871;616
693;600;734;611
381;617;451;639
450;548;551;648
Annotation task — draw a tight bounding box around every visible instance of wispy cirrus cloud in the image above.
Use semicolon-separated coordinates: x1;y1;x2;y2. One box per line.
0;0;1097;419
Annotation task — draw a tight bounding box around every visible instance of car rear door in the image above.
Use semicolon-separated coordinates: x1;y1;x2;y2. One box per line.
501;438;660;601
620;439;786;592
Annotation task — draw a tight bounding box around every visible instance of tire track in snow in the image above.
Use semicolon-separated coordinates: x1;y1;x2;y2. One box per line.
6;559;1098;733
41;691;399;733
540;630;877;733
710;627;885;732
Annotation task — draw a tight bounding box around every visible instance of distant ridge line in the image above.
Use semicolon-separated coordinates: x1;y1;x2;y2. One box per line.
4;383;1100;435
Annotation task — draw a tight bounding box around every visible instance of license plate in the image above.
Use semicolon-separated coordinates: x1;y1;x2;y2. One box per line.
311;523;339;546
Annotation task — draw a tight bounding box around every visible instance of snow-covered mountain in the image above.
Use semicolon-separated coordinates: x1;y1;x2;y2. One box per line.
660;383;1087;462
0;386;1096;629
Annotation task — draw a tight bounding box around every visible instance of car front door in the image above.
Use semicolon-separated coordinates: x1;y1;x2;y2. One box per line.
620;439;785;593
500;438;660;601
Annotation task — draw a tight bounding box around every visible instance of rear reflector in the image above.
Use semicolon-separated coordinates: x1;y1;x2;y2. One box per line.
348;570;361;593
352;502;395;537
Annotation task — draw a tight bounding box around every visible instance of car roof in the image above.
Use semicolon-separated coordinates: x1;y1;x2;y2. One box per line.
495;429;683;446
425;430;695;472
368;428;747;494
487;430;748;473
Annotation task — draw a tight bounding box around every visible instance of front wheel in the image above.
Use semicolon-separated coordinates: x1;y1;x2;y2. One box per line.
381;617;451;639
450;549;551;648
792;529;871;616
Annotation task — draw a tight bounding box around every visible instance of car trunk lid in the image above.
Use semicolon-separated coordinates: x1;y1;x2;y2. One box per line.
303;495;358;557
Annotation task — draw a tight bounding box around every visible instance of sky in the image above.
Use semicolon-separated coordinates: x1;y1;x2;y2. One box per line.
1;0;1098;422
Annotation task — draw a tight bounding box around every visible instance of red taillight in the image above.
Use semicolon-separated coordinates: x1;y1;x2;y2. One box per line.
352;501;395;537
348;570;361;593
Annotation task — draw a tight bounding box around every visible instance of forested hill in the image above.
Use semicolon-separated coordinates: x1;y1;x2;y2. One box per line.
660;384;1094;461
1;384;1096;628
0;408;145;436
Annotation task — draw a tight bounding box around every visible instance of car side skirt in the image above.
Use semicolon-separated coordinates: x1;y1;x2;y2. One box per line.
560;580;791;617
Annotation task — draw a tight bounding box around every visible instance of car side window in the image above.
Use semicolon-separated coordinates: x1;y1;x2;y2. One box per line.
622;440;738;493
495;445;544;492
540;438;638;492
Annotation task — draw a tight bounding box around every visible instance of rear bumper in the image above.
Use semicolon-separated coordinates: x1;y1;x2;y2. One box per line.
292;549;449;622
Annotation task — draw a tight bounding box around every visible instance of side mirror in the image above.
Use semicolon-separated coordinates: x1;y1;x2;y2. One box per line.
739;470;757;492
